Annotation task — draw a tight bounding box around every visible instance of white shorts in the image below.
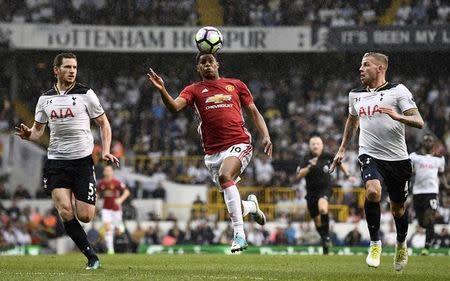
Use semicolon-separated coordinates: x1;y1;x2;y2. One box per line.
101;208;123;226
204;143;253;190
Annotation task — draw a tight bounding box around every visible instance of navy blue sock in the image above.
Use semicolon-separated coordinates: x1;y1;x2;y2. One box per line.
394;210;409;243
425;225;434;249
64;218;97;260
364;200;380;241
320;213;330;239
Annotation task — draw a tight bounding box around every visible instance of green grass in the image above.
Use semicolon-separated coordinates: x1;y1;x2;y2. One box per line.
0;254;449;281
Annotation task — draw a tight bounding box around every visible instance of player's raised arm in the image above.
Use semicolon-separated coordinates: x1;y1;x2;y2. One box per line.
147;68;187;112
329;114;359;173
94;114;120;167
245;103;272;158
15;121;46;142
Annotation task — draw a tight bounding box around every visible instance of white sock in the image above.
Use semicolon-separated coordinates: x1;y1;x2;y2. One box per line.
242;200;257;217
370;240;382;246
223;184;245;239
105;229;114;252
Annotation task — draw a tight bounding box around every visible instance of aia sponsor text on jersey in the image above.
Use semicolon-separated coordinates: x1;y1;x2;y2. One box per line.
50;108;75;119
359;105;382;116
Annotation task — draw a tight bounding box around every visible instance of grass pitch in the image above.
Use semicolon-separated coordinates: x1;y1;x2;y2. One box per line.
0;254;449;281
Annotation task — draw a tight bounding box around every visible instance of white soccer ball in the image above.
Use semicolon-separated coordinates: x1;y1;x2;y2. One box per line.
194;26;223;54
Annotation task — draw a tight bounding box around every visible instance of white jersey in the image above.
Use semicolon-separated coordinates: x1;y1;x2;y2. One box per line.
348;83;417;161
410;152;445;194
34;83;104;160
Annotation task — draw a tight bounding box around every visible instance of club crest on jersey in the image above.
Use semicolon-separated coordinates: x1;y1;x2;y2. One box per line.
225;85;235;92
359;105;381;116
205;94;232;104
50;108;75;119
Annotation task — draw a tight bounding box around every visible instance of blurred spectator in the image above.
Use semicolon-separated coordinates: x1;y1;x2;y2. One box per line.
144;225;160;245
152;182;166;201
130;223;146;252
167;221;185;244
284;221;297;245
87;224;107;253
6;199;21;222
113;226;131;253
344;226;362;246
435;228;450;248
0;184;11;199
12;185;31;200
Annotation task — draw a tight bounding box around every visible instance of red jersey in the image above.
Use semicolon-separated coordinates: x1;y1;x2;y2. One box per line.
96;178;127;211
180;78;253;154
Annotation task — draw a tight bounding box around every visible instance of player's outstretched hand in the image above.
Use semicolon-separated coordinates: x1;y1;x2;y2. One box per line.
147;68;165;91
262;137;273;159
103;153;120;167
329;150;345;174
14;123;31;140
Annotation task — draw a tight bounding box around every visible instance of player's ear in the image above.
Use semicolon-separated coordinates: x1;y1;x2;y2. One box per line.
53;66;58;76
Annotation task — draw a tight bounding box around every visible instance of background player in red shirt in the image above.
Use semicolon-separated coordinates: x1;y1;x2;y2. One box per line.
96;165;130;254
147;53;272;253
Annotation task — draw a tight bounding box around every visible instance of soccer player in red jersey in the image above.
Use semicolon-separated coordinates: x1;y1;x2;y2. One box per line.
147;53;272;252
96;165;130;254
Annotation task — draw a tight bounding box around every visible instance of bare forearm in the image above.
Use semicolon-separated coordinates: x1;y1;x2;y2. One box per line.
339;115;359;151
100;122;112;155
29;128;43;142
253;112;270;139
398;114;424;129
297;166;310;179
399;108;424;129
159;87;179;112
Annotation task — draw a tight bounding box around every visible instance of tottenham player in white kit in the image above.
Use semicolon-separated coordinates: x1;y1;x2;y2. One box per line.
15;53;119;270
410;134;449;255
329;52;424;271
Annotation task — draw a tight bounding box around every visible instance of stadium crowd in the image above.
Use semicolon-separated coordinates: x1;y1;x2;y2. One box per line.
2;198;450;253
0;0;448;26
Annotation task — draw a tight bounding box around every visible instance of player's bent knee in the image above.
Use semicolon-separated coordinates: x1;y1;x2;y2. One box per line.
56;205;74;221
366;190;380;202
77;213;94;223
218;174;233;185
391;206;405;218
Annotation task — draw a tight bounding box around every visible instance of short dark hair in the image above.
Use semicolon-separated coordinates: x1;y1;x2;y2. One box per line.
53;53;77;67
195;52;218;65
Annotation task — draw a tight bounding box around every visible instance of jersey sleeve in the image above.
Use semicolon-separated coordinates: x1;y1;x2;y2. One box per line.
438;157;445;173
397;84;417;112
348;92;358;116
237;80;254;106
179;85;194;106
117;179;127;191
34;96;48;123
85;89;105;118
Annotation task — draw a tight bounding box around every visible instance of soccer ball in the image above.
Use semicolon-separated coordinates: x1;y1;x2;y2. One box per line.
194;26;223;54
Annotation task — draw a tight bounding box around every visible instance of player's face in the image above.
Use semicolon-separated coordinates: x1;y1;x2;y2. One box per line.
103;166;114;180
359;56;382;86
309;137;323;156
422;135;434;151
197;54;219;80
54;58;77;85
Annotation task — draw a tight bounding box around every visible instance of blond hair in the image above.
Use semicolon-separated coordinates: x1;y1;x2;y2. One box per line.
363;52;388;70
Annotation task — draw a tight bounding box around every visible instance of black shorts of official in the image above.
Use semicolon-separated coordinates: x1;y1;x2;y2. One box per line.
358;154;412;203
43;155;97;205
413;193;439;214
306;188;332;218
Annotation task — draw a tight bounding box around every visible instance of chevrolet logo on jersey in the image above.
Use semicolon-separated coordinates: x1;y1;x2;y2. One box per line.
205;94;232;104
